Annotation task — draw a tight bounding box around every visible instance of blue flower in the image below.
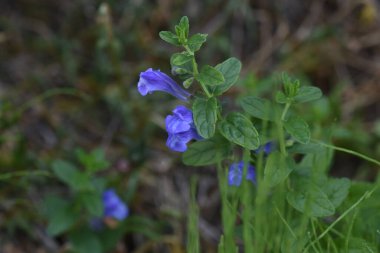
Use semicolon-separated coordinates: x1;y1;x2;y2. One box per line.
166;105;194;133
165;105;201;152
228;161;256;186
138;68;191;101
166;128;200;152
254;141;274;155
102;189;129;221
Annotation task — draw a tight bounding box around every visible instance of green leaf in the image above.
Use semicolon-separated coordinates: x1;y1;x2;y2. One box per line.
76;148;110;173
44;196;77;236
284;117;310;144
79;192;103;217
170;57;193;76
293;86;322;103
52;160;78;186
43;196;67;218
239;96;276;121
211;57;242;95
178;16;189;38
183;77;194;88
281;234;308;253
69;229;102;253
171;52;192;66
187;33;207;52
192;97;218;139
321;178;351;208
282;75;300;98
52;160;92;191
47;209;77;236
275;91;288;104
219;112;260;150
287;143;323;154
196;65;224;87
264;152;294;187
287;182;335;217
159;31;180;46
175;25;181;37
171;66;190;75
297;146;333;174
183;136;231;166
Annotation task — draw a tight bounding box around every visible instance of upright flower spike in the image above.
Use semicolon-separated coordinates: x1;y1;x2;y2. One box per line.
102;189;129;221
137;68;191;101
228;161;256;186
165;105;201;152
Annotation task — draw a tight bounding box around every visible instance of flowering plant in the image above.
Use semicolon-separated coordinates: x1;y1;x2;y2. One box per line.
137;16;380;253
42;149;160;253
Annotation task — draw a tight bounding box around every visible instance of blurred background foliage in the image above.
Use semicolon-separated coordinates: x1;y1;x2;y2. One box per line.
0;0;379;252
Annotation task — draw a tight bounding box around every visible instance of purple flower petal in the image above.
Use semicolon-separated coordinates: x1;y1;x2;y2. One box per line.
166;115;191;134
228;161;256;186
255;141;274;155
166;132;194;152
165;106;203;152
111;202;128;221
102;189;129;221
172;105;193;123
228;165;243;186
137;68;191;101
165;106;195;134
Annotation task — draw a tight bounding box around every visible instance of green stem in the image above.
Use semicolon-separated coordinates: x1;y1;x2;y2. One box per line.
254;119;269;253
242;149;254;253
277;102;291;156
345;209;358;253
0;170;52;181
311;219;323;253
199;81;212;98
277;122;287;156
314;141;380;167
184;45;212;98
275;206;296;238
281;102;291;121
217;161;236;252
187;176;200;253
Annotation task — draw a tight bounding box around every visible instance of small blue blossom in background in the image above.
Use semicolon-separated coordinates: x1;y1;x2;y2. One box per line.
165;105;201;152
102;189;129;221
254;141;274;155
228;161;256;186
137;68;191;101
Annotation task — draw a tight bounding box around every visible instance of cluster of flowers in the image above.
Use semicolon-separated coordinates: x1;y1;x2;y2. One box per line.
137;68;274;186
138;68;200;152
